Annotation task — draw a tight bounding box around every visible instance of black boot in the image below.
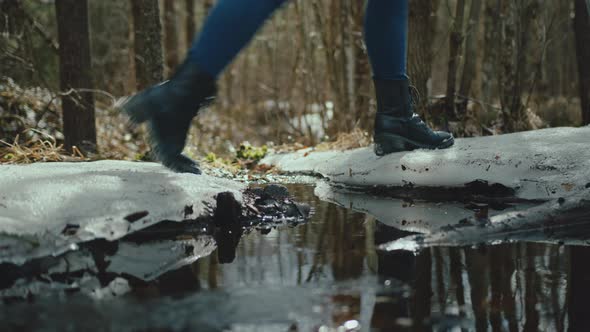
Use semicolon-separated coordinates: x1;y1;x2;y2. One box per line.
373;79;454;156
121;61;216;174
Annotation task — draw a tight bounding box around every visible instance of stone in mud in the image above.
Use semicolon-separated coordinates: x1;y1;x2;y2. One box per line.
242;185;311;226
262;184;290;200
281;202;311;219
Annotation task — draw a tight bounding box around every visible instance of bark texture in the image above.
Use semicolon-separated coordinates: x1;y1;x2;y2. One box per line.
574;0;590;125
408;0;439;114
55;0;97;153
131;0;163;90
445;0;466;117
163;0;180;76
185;0;196;47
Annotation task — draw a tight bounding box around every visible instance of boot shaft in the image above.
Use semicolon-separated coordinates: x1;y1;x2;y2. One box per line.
373;78;413;118
167;60;217;115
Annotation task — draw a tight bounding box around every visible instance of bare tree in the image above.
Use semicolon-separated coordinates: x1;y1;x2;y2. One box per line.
163;0;180;76
185;0;196;46
457;0;483;135
574;0;590;125
445;0;466;117
131;0;163;90
408;0;440;114
55;0;97;153
481;0;501;105
498;0;541;132
458;0;483;103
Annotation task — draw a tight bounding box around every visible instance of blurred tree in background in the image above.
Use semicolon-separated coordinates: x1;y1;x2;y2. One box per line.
1;0;588;158
55;0;97;153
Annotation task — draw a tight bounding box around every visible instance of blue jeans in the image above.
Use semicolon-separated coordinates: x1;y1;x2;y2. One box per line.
188;0;408;81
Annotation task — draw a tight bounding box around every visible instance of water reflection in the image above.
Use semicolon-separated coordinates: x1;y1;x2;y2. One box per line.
1;184;590;331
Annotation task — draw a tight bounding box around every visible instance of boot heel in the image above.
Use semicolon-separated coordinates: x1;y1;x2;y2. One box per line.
374;134;407;156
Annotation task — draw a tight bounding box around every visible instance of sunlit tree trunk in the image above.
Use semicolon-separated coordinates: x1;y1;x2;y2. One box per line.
55;0;97;154
131;0;163;90
352;1;372;131
574;0;590;125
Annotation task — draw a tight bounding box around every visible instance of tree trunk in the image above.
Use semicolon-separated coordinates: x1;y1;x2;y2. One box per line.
352;0;372;131
131;0;164;90
163;0;180;76
185;0;196;47
408;0;439;114
55;0;97;154
498;0;542;133
569;246;590;331
481;0;501;107
204;0;214;15
445;0;466;117
456;0;483;135
574;0;590;125
458;0;483;101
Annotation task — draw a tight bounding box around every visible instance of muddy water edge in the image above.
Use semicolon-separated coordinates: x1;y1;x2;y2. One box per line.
1;183;589;331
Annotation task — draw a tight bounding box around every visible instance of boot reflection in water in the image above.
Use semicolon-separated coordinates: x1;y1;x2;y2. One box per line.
121;0;454;174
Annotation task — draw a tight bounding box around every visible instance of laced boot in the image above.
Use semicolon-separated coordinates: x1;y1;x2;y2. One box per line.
373;78;454;156
121;61;216;174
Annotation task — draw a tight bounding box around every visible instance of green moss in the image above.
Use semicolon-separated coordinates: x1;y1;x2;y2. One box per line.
205;152;217;163
236;142;268;161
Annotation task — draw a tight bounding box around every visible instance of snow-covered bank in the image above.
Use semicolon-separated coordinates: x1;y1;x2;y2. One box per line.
0;160;244;264
262;127;590;201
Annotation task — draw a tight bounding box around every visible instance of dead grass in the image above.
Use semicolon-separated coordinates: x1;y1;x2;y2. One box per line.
0;129;87;164
314;127;371;151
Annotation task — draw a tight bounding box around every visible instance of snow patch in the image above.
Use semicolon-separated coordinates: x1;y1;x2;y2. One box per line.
0;160;244;264
262;127;590;200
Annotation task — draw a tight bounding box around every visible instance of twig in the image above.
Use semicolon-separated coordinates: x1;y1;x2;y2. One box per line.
21;8;59;52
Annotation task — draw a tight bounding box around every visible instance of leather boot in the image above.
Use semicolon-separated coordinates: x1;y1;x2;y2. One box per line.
121;61;216;174
373;78;454;156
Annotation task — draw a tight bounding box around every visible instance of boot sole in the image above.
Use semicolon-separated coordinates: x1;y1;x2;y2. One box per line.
374;133;454;156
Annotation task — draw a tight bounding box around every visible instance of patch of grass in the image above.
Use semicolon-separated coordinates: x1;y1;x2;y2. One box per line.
314;127;371;151
0;129;86;164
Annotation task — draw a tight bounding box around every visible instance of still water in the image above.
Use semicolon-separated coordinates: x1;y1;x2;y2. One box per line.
1;184;589;331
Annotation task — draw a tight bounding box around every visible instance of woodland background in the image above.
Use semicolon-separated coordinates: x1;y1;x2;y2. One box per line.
1;0;589;161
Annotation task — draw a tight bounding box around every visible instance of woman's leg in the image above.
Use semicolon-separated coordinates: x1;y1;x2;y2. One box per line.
187;0;288;78
123;0;288;173
364;0;408;80
364;0;454;155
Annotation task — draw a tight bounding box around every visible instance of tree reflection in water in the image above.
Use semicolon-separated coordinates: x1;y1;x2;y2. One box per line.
0;184;586;331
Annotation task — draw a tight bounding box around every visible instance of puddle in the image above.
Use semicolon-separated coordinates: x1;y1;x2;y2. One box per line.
1;184;590;331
